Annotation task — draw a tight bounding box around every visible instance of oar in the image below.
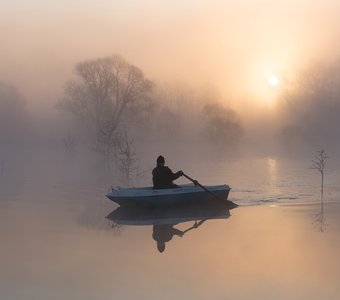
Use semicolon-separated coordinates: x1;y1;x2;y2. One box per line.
182;173;220;200
182;219;209;234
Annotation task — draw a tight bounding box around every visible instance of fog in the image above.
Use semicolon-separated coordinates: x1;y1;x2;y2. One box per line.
3;4;340;299
2;0;340;182
2;1;340;97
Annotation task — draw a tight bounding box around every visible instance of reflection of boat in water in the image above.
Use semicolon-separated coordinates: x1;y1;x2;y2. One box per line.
106;201;238;253
106;184;231;207
106;200;237;226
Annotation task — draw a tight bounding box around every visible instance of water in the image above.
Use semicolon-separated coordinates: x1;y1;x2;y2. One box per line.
1;146;340;299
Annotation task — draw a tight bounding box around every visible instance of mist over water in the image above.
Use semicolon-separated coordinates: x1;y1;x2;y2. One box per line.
2;1;340;299
1;0;340;157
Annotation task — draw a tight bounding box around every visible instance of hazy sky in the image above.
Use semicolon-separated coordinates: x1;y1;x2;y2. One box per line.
1;0;340;110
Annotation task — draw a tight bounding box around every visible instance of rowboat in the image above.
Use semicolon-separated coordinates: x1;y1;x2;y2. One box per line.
106;183;231;207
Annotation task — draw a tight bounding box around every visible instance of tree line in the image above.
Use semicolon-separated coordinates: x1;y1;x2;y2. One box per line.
2;54;340;155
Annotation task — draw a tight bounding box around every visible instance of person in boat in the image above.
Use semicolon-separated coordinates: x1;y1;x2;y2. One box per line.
152;155;184;189
152;224;184;253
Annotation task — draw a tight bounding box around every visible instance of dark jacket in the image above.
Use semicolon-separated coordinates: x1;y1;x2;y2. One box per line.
152;165;181;189
152;225;183;243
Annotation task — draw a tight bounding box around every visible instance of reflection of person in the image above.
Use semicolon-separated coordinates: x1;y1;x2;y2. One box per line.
152;155;183;189
152;224;184;253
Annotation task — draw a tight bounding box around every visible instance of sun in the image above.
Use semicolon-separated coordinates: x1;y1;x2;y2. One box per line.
267;74;279;86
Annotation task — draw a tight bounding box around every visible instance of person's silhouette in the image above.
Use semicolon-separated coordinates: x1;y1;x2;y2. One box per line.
152;224;184;253
152;155;183;189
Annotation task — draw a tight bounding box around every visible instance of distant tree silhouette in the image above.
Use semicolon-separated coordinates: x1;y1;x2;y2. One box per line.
62;133;77;153
279;62;340;147
311;149;329;232
60;55;153;159
311;149;329;198
201;102;243;144
117;130;138;186
0;82;28;143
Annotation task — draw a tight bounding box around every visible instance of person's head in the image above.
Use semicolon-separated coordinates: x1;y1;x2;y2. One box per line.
157;155;165;166
157;242;166;253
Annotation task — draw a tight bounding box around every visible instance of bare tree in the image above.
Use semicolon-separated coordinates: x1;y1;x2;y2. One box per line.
117;130;138;186
310;149;329;232
60;55;153;159
311;149;329;198
62;133;77;153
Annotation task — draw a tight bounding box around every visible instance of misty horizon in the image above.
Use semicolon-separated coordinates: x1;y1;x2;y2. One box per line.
1;1;340;157
1;0;340;178
2;3;340;300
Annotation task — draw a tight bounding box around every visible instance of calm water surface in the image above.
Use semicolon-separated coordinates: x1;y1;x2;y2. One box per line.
1;149;340;299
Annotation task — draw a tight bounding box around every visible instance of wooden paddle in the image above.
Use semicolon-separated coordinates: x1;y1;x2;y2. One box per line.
182;173;238;209
182;219;208;234
182;173;220;200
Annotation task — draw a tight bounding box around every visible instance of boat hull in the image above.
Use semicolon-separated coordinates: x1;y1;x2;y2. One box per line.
106;201;236;226
106;184;231;207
